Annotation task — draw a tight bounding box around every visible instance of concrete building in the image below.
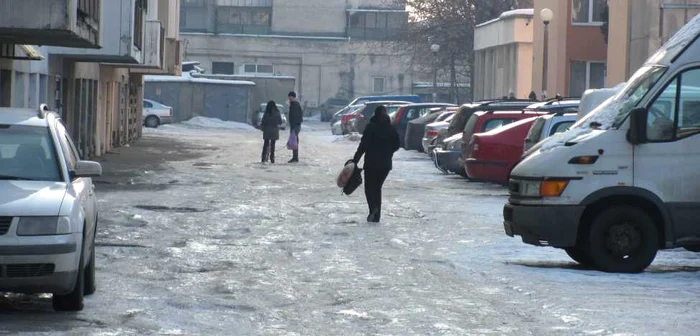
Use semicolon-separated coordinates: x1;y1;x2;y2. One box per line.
473;9;534;101
532;0;608;98
179;0;414;112
0;0;181;158
606;0;700;86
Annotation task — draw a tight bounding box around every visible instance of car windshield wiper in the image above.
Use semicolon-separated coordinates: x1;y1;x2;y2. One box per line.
0;174;38;181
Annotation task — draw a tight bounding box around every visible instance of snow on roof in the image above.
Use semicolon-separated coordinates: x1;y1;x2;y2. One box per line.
145;72;255;86
476;8;533;27
181;32;349;42
197;73;296;80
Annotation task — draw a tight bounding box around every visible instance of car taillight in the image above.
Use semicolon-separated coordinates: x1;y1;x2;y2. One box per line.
168;108;173;116
427;129;439;137
393;107;406;124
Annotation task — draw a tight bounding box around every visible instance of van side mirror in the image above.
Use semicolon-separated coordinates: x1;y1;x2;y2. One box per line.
627;107;648;145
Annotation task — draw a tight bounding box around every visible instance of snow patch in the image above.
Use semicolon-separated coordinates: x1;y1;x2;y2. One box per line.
336;310;369;319
182;117;256;130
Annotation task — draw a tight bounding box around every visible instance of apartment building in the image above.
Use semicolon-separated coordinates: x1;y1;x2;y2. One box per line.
532;0;608;98
607;0;700;86
0;0;182;158
179;0;414;111
473;9;535;101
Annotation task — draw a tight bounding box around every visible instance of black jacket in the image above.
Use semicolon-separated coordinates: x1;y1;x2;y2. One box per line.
261;109;282;140
353;113;400;171
289;100;303;128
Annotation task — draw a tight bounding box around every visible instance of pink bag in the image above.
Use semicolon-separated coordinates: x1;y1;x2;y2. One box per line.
286;131;298;150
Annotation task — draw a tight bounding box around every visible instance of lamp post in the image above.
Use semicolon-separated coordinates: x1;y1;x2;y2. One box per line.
431;43;440;102
540;8;554;101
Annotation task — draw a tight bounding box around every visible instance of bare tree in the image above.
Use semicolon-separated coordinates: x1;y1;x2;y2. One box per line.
401;0;533;102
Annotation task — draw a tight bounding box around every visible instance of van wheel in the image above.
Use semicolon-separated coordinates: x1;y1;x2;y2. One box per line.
564;246;594;267
53;239;85;311
585;206;659;273
84;233;96;296
145;116;159;128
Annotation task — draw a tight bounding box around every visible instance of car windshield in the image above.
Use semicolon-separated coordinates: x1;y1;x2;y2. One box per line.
572;66;667;130
0;124;61;181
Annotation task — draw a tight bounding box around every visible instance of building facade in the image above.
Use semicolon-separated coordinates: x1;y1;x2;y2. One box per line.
606;0;700;86
532;0;608;98
0;0;182;158
473;9;534;101
179;0;414;112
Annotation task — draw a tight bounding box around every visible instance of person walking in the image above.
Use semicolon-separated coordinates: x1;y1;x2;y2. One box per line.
352;105;400;223
261;101;282;163
287;91;303;163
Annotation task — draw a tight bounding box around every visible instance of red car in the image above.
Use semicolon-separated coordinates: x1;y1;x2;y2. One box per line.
465;117;539;185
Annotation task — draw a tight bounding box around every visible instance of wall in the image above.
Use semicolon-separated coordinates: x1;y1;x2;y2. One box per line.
272;0;347;35
606;0;630;86
144;81;253;122
182;34;414;111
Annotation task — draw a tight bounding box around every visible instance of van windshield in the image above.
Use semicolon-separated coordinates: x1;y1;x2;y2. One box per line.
572;66;666;130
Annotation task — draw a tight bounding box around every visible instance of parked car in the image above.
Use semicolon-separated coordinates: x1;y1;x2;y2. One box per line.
405;106;457;151
577;83;625;120
423;112;457;155
348;95;421;106
255;103;287;130
0;105;102;311
433;100;535;152
504;16;700;272
330;104;360;126
465;116;540;184
340;105;365;134
460;109;551;168
349;101;411;134
143;99;173;128
320;98;350;122
523;112;578;154
392;103;457;148
433;132;467;176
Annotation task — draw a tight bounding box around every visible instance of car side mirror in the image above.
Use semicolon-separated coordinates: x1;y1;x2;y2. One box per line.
72;160;102;178
627;107;648;145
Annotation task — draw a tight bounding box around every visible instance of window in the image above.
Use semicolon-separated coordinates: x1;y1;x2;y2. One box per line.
143;100;153;108
483;119;514;132
569;61;606;96
216;6;271;34
550;121;574;136
212;62;235;74
648;68;700;141
241;64;273;75
572;0;606;24
348;10;408;40
373;77;385;94
0;124;61;181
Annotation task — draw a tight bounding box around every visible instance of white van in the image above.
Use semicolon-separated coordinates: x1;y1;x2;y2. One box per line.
504;15;700;273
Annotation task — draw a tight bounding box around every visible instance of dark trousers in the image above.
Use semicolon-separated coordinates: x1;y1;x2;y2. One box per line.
291;127;300;160
262;139;276;162
364;168;390;221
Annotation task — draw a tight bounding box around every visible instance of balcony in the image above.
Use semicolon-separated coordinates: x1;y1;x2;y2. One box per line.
0;0;101;48
47;0;143;64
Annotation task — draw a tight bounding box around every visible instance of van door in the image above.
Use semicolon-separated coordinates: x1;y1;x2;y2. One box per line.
635;67;700;240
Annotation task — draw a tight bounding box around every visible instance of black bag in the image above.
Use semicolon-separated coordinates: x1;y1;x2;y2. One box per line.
342;160;363;195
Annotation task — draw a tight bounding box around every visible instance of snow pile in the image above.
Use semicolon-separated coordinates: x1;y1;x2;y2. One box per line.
182;116;256;130
304;114;321;122
332;133;362;143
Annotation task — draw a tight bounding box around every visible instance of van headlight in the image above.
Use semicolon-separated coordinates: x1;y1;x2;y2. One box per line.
513;180;569;197
17;216;71;236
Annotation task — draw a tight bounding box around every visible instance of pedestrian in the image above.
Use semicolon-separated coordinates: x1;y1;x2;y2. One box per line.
352;105;400;223
528;91;538;101
260;100;282;163
287;91;303;163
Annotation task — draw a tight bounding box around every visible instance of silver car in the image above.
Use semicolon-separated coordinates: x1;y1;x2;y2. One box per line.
256;103;287;130
0;105;102;311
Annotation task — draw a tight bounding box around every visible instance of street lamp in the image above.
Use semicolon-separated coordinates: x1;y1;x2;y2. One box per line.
540;8;554;101
431;44;440;102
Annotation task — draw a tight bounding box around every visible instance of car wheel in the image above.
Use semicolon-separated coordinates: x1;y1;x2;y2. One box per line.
564;246;594;267
145;116;159;128
83;232;97;296
53;235;86;311
585;206;659;273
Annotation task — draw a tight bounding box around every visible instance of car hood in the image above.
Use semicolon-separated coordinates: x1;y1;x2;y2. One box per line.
0;181;68;216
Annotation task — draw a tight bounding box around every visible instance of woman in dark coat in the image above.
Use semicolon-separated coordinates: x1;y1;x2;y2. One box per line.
261;101;282;163
352;105;401;222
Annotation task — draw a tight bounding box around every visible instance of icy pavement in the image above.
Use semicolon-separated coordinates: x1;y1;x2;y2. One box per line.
1;121;699;335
